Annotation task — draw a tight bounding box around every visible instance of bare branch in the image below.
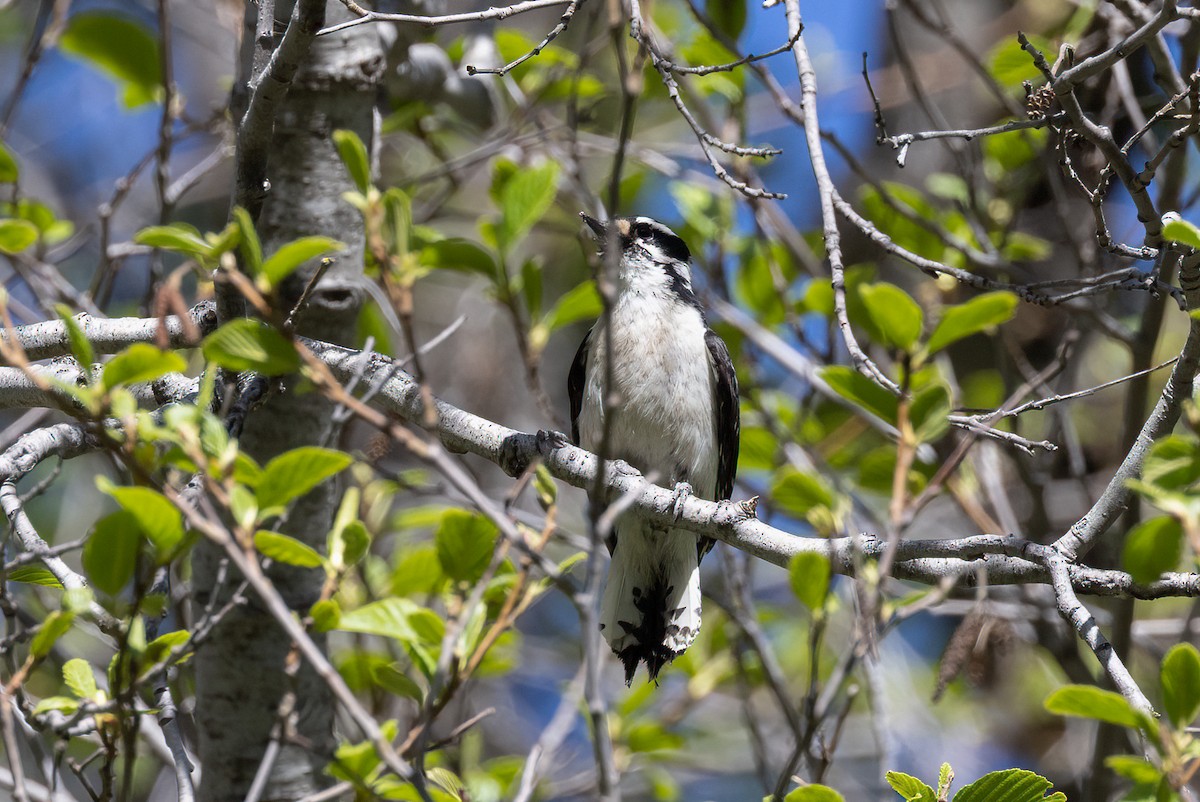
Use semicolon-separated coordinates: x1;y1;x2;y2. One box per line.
319;0;572;37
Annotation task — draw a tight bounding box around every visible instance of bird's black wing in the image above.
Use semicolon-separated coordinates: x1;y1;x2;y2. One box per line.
701;329;740;560
568;328;592;446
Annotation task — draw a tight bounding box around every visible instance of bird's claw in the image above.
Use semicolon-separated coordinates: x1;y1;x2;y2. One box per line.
609;458;640;478
536;429;571;457
669;481;693;521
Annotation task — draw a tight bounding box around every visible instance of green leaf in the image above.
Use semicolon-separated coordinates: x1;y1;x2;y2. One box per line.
910;381;952;443
31;611;74;658
254;531;325;568
1105;756;1162;785
885;772;935;802
542;281;602;332
420;238;496;278
101;343;187;390
497;161;559;251
338;597;420;642
1143;435;1200;489
339;521;371;565
261;236;343;288
98;479;185;561
0;141;17;183
133;224;213;258
7;566;63;588
390;543;445;597
1161;643;1200;729
310;599;341;632
1123;516;1184;584
925;292;1018;355
144;630;190;665
230;206;263;276
789;552;831;613
256;447;353;510
333;129;371;193
435;510;498;583
707;0;746;38
202;319;299;375
0;219;38;253
1163;218;1200;250
32;696;79;716
820;365;898;423
82;511;140;595
772;468;835;518
860;283;923;351
951;769;1065;802
54;305;94;378
372;663;423;701
626;721;684;754
59;12;162;108
784;786;844;802
1044;685;1150;732
63;658;97;699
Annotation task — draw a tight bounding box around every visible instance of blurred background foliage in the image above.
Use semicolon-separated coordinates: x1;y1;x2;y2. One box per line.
3;0;1200;799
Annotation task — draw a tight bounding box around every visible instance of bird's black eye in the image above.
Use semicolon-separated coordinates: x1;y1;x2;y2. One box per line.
634;222;652;238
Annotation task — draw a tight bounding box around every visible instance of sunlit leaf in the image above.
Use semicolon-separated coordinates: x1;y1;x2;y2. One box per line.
83;510;140;595
8;566;63;588
202;319;299;375
860;283;923;351
338;597;419;642
333;129;371;193
925;292;1018;355
32;696;79;716
1044;685;1151;732
232;206;262;275
31;611;74;658
436;510;498;583
1104;756;1161;785
1161;643;1200;729
783;786;844;802
97;478;184;561
256;447;353;510
496;160;559;251
788;552;831;613
310;599;341;632
63;658;98;699
372;663;423;701
0;219;38;253
144;630;190;666
1163;218;1200;250
885;771;935;802
54;304;94;378
101;343;187;390
261;236;344;288
420;238;496;278
254;531;325;568
819;366;898;423
134;224;212;258
951;768;1065;802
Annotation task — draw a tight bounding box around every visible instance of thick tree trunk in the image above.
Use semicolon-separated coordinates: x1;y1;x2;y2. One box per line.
192;5;384;799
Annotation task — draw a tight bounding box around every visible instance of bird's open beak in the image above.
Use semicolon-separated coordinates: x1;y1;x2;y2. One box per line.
580;212;606;238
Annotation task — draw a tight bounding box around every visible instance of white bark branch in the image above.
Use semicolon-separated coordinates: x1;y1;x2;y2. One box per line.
4;311;1199;600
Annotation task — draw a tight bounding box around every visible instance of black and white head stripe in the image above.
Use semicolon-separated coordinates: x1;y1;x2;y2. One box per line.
623;216;691;264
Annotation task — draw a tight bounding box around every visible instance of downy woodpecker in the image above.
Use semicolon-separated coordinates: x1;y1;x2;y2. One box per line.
570;213;740;683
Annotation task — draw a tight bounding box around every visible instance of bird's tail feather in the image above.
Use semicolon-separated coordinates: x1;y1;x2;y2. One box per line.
599;522;702;684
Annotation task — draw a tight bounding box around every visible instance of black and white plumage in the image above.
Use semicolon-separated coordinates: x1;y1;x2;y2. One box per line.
569;213;739;684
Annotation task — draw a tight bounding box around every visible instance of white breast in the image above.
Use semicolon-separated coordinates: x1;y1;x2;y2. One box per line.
577;289;719;499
